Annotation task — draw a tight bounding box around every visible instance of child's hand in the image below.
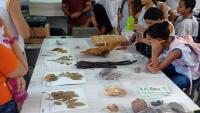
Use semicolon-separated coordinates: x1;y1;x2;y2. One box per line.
146;62;160;73
16;77;26;92
133;24;145;32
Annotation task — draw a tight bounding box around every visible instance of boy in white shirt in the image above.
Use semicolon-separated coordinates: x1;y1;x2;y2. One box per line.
170;0;198;37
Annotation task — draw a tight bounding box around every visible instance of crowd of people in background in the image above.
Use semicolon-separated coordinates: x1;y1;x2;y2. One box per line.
61;0;200;97
0;0;200;112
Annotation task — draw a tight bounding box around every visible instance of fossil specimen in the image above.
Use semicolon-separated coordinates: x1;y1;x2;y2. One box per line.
46;91;86;109
48;56;73;65
44;72;83;82
59;72;83;80
105;86;126;97
106;104;119;112
51;48;67;53
44;74;58;82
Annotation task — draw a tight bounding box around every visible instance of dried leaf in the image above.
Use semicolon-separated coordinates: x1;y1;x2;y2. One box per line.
54;101;62;105
73;102;86;106
48;56;73;65
67;103;76;108
49;91;85;109
51;48;67;53
44;74;58;82
59;72;83;80
66;99;77;104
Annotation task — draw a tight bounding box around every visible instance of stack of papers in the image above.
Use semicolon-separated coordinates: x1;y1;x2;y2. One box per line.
29;0;64;16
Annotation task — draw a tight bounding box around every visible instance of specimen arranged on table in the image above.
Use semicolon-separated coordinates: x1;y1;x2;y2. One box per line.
59;72;83;80
76;60;137;69
131;98;148;113
91;35;127;46
44;72;83;82
41;88;88;113
80;41;121;56
51;48;67;54
48;56;73;65
105;104;119;112
43;71;86;86
104;86;126;97
44;74;58;82
46;91;86;109
99;69;121;80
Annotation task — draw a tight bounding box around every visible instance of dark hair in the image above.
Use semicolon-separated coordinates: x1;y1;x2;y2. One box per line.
157;0;166;2
182;0;196;12
146;21;170;40
144;7;163;20
133;0;143;14
93;4;113;34
152;0;158;5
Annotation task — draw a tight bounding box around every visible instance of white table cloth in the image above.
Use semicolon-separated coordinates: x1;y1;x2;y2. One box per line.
21;38;199;113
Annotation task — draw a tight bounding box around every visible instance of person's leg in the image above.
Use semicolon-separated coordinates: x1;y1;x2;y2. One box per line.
0;100;18;113
169;73;190;90
162;64;190;90
162;64;176;76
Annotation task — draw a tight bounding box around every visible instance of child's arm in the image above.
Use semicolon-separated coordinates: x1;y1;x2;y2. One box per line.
3;26;28;71
158;50;181;69
168;9;178;23
11;40;28;71
127;0;133;16
148;49;181;73
159;2;168;20
82;0;92;14
9;0;30;39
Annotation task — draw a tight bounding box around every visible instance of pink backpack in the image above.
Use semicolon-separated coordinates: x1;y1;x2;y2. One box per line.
176;35;200;76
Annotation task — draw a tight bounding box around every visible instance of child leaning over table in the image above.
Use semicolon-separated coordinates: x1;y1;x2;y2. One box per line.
0;17;28;112
145;21;200;93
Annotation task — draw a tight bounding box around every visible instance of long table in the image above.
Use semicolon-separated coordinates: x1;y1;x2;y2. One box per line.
21;38;199;113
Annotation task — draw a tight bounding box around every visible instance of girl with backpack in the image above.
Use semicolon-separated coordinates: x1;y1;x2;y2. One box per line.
145;21;200;93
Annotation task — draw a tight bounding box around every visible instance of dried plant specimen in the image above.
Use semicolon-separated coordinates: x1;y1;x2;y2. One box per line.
66;99;77;104
101;72;121;80
105;86;126;97
48;56;73;65
68;102;85;108
54;101;62;105
106;104;119;112
46;91;85;109
44;72;83;82
51;48;67;53
44;74;58;82
59;72;83;80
